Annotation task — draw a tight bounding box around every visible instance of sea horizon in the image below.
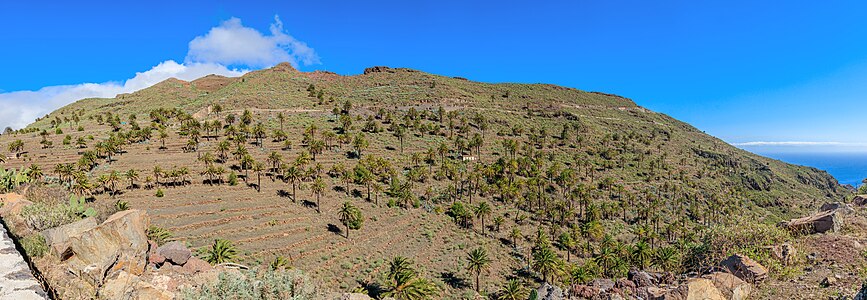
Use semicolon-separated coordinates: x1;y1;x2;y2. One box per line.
747;150;867;187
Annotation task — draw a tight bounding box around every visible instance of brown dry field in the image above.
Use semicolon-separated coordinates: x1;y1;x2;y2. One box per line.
1;109;537;296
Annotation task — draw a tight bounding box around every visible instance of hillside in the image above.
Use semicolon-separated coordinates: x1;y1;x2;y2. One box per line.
0;62;853;299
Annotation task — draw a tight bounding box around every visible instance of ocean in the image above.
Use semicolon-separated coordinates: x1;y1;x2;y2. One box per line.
754;152;867;187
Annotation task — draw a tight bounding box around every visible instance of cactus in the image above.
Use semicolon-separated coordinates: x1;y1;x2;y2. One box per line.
68;195;97;218
0;167;31;192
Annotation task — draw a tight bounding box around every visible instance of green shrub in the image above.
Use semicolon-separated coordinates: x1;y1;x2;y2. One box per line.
20;202;81;231
21;234;48;258
228;172;238;186
155;188;164;197
179;268;315;300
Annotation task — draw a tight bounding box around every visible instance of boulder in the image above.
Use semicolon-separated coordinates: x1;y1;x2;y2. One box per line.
157;241;191;265
781;210;841;234
590;278;616;292
629;270;656;287
570;284;599;299
536;282;564;300
820;202;854;214
662;278;725;300
853;195;867;206
703;272;751;300
181;257;211;275
341;293;374;300
99;271;173;300
771;243;796;266
63;210;149;286
41;217;97;256
615;278;636;294
720;254;768;283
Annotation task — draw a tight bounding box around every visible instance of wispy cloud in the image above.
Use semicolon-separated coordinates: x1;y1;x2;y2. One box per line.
0;15;317;131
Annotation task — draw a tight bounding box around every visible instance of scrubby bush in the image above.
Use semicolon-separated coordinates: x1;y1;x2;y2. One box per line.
179;268;316;300
21;233;48;258
155;188;164;197
20;202;81;231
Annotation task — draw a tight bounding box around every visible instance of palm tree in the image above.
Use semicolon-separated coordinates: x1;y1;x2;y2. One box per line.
27;164;43;183
383;256;440;300
253;162;265;192
532;245;559;282
277;112;285;131
632;240;652;270
311;177;325;213
352;133;368;158
557;233;577;262
498;279;528;300
653;246;680;273
474;202;492;234
125;169;139;189
395;125;406;153
337;201;362;239
108;170;120;197
284;165;302;202
509;227;522;249
203;239;237;264
153;166;163;187
466;247;491;292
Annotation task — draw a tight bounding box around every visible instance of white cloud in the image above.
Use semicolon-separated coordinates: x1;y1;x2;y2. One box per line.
186;15;319;68
0;61;245;130
0;16;318;131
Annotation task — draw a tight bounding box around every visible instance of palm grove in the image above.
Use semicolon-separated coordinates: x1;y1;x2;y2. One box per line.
0;77;820;299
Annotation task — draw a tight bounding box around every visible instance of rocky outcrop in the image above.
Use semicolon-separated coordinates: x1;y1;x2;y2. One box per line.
0;221;47;299
853;195;867;206
62;209;150;286
41;217;97;256
820;202;854;214
780;209;841;234
703;272;751;300
363;66;394;74
721;254;768;283
666;278;726;300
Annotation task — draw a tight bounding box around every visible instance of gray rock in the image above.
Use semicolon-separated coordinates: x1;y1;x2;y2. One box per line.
536;282;564;300
0;222;48;299
820;202;854;214
157;241;191;266
721;254;768;283
629;270;656;287
590;278;616;292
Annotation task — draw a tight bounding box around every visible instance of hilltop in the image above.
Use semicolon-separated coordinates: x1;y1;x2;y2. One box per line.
0;62;857;299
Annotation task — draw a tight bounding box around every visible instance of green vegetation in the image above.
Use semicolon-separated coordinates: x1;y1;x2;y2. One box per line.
21;233;48;258
0;64;851;297
179;268;315;300
202;239;238;265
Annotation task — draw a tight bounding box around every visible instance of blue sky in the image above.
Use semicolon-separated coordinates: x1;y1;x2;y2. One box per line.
2;1;867;153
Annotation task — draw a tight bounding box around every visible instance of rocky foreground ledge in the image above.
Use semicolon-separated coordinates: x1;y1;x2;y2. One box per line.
0;223;47;299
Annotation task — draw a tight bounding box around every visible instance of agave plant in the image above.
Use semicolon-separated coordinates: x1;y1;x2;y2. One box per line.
203;239;237;264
